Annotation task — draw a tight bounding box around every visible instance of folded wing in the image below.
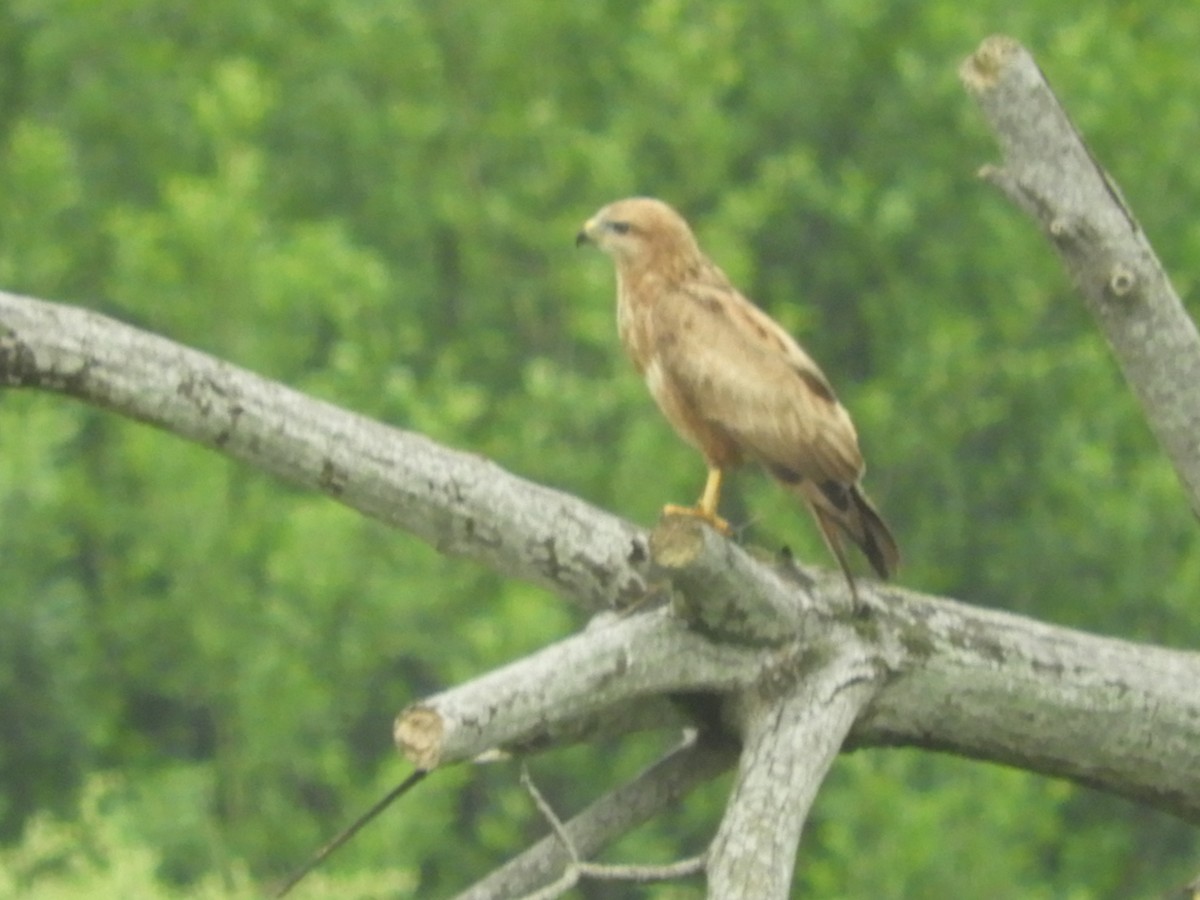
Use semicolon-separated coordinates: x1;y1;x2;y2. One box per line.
651;279;865;487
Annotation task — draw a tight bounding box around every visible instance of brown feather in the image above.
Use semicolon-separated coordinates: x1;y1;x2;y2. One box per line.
578;196;900;586
798;480;900;581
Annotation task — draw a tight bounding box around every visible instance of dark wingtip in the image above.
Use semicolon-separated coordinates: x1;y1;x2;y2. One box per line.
861;530;897;580
852;488;900;579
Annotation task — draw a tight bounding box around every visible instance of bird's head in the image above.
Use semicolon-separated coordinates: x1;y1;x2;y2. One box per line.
576;197;702;271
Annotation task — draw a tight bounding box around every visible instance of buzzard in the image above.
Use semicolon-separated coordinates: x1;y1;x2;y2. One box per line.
577;197;899;601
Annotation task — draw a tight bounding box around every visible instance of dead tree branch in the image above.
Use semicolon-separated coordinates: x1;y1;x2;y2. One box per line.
455;735;733;899
4;37;1200;895
0;290;646;613
706;648;879;897
512;765;707;900
961;35;1200;514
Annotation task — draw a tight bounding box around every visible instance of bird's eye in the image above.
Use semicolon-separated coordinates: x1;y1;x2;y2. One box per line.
607;221;631;235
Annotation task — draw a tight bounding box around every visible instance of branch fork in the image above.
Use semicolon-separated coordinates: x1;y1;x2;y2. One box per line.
4;34;1200;900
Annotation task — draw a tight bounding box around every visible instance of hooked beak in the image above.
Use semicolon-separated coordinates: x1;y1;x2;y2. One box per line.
575;216;600;248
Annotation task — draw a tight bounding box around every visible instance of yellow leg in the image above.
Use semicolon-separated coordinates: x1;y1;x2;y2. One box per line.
699;467;723;518
662;467;731;535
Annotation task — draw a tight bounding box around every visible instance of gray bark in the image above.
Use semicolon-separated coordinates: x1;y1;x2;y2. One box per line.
2;35;1198;900
706;651;878;897
454;736;734;900
962;34;1200;515
5;274;1200;899
0;290;645;612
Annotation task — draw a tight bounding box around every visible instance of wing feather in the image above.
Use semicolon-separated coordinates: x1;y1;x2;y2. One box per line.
650;278;864;484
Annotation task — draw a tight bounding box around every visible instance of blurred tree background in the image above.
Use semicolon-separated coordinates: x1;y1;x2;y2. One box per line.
1;1;1198;897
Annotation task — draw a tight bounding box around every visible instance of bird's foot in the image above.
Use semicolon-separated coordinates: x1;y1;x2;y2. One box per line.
660;503;731;536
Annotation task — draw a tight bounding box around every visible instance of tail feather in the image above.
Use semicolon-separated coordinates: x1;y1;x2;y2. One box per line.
847;485;900;579
797;480;900;587
811;506;861;605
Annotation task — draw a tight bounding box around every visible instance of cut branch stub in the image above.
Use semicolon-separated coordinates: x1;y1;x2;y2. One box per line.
393;706;443;770
392;608;763;770
649;515;818;644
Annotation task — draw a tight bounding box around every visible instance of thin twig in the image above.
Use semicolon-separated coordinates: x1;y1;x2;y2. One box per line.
516;765;707;900
271;768;428;898
578;854;708;881
517;868;580;900
519;766;578;862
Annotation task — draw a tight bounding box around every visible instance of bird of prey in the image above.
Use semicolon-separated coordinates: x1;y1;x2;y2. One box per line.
576;196;899;601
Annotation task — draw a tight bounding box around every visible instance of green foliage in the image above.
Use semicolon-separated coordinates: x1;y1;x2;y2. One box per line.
0;771;410;899
1;0;1199;896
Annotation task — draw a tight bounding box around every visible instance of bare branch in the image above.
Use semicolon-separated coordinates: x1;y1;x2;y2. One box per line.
395;522;1200;825
0;290;648;613
456;735;735;900
707;647;879;899
578;855;707;882
510;765;705;898
271;769;427;898
518;762;707;888
514;767;582;900
649;515;823;642
961;35;1200;514
393;607;761;769
859;584;1200;823
6;276;1200;895
519;766;579;863
515;869;577;900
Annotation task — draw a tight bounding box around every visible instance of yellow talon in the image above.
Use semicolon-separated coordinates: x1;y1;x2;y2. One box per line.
661;468;730;534
661;504;731;535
